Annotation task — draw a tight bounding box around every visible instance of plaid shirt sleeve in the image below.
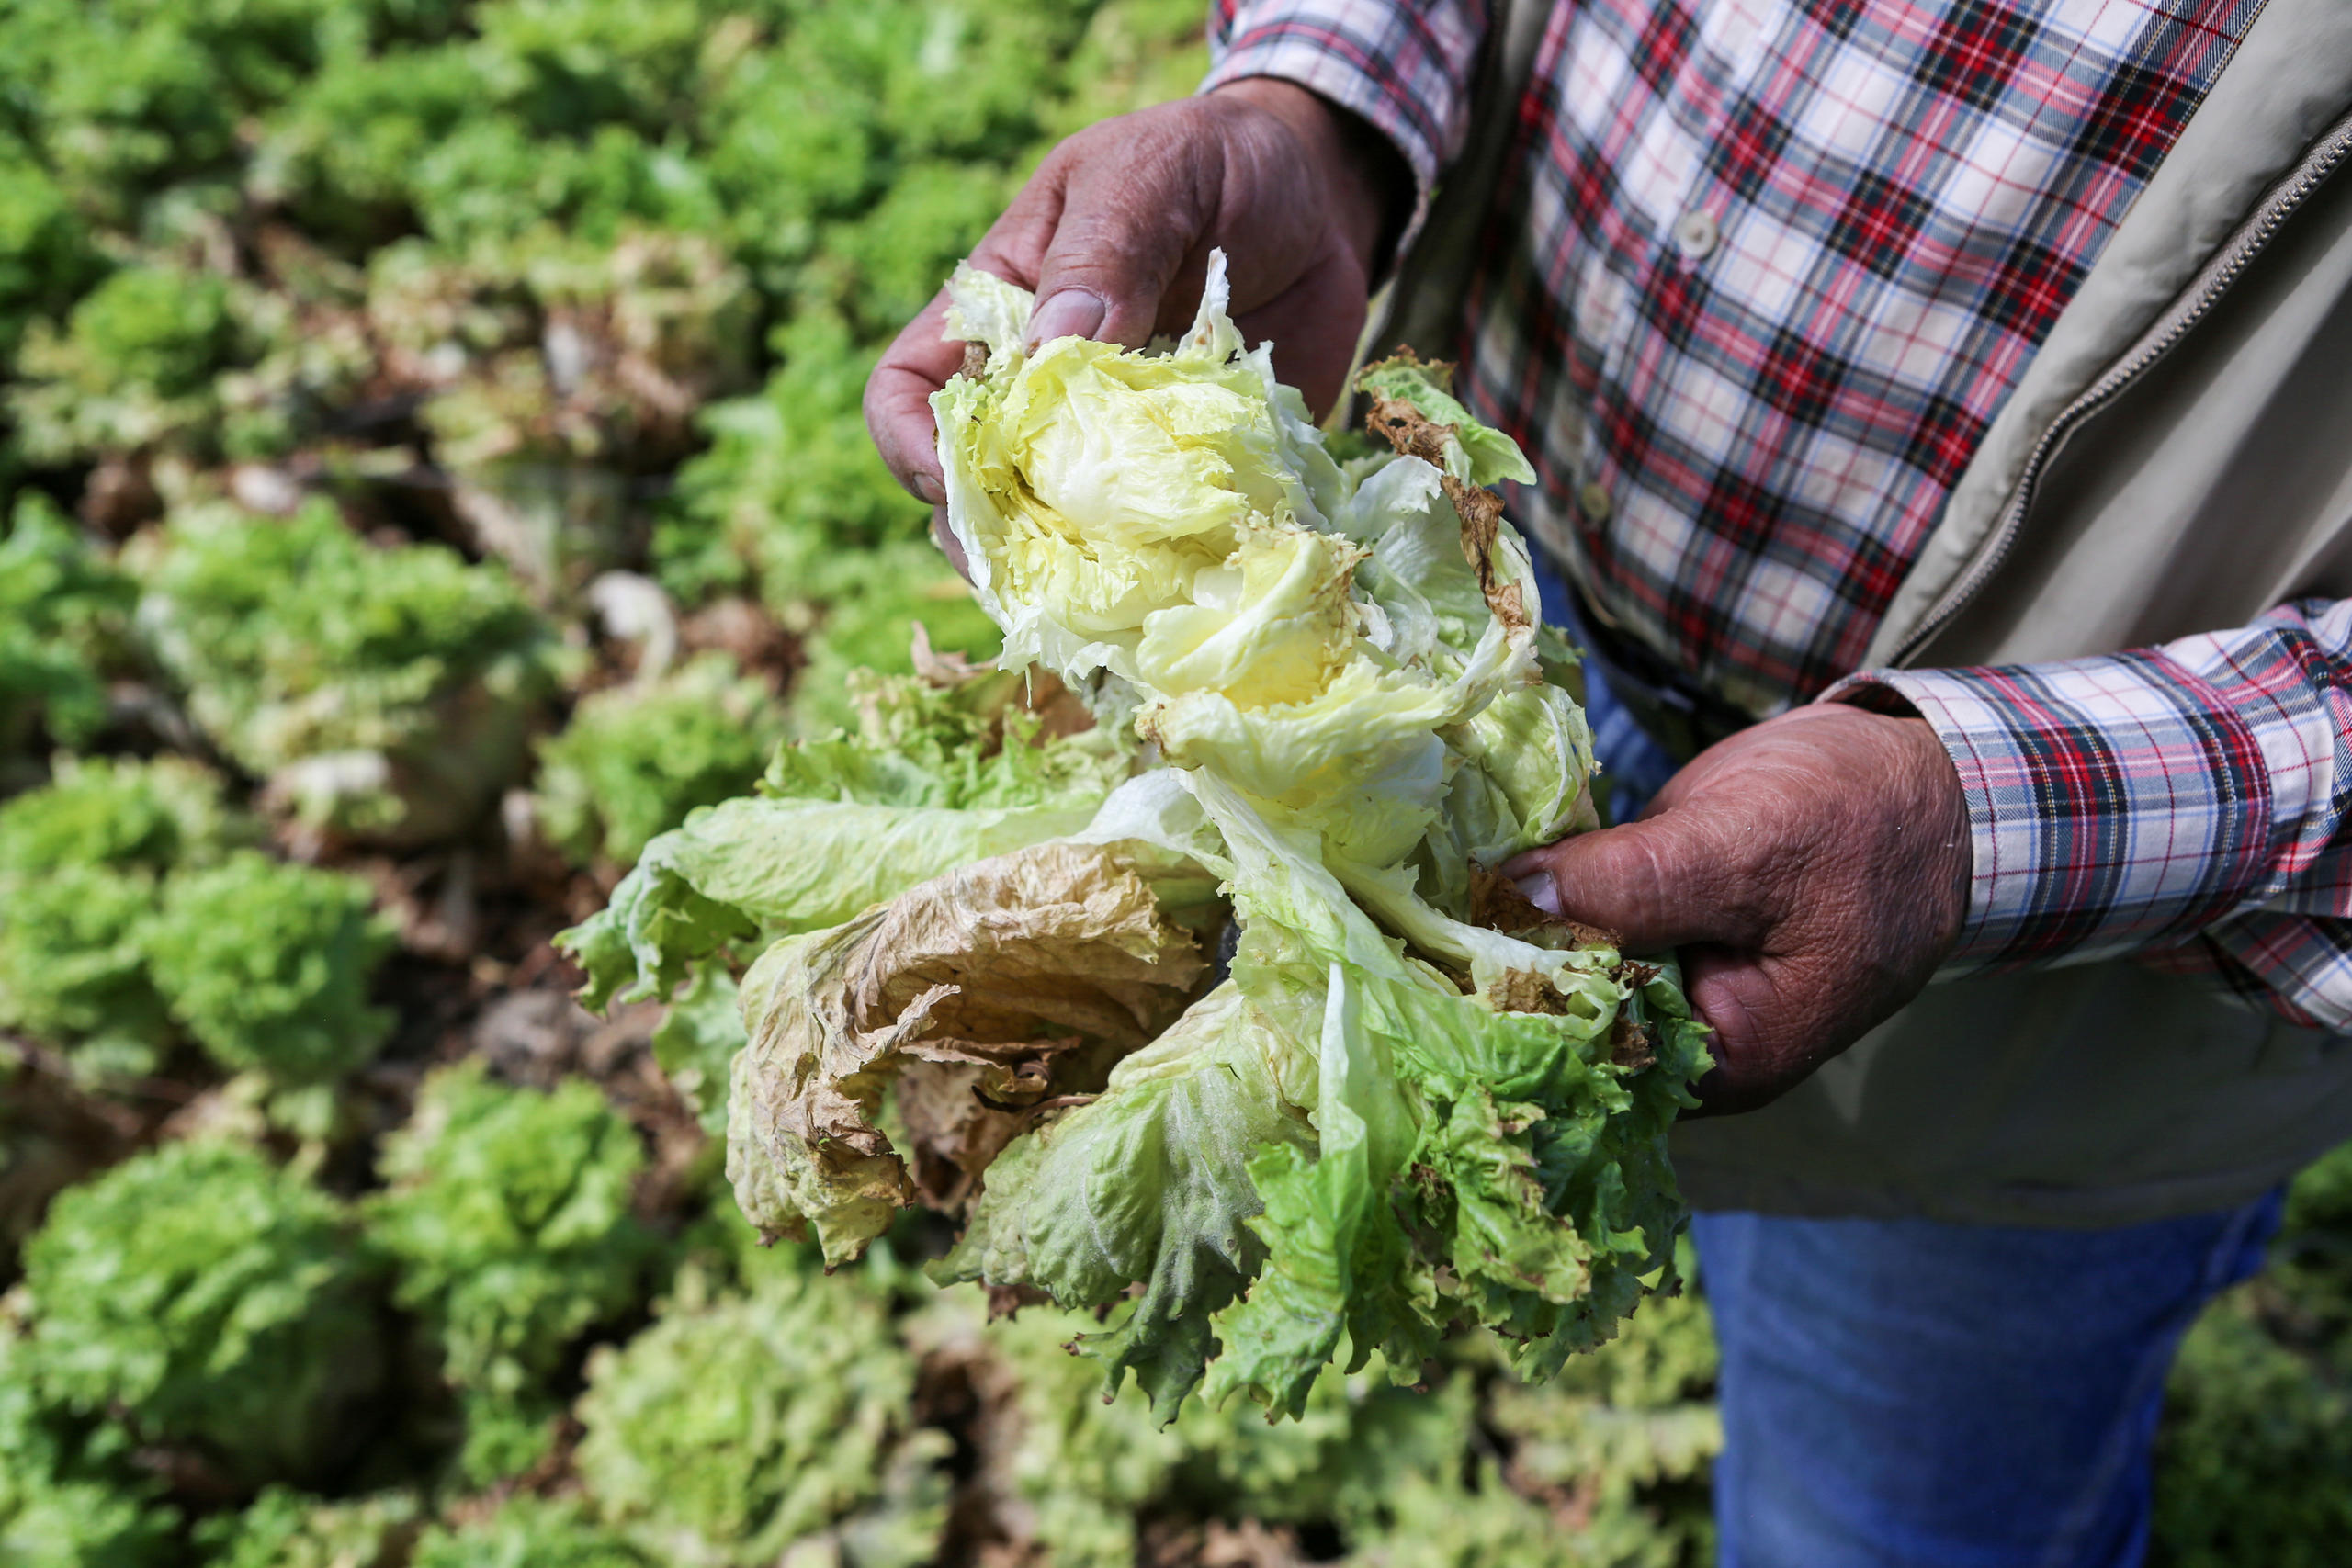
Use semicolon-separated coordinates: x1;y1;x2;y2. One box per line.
1831;600;2352;1030
1202;1;1487;222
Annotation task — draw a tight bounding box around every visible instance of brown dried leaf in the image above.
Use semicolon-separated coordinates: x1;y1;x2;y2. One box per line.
1466;863;1621;951
1485;969;1569;1016
1610;1011;1657;1071
910;621;991;688
728;840;1206;1259
1364;389;1530;632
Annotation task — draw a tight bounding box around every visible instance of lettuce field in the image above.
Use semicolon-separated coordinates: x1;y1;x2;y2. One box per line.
0;2;2346;1563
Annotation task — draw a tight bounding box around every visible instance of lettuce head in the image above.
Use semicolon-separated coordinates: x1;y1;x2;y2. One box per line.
600;250;1709;1419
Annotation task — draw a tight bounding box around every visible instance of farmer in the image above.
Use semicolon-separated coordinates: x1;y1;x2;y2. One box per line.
868;3;2352;1562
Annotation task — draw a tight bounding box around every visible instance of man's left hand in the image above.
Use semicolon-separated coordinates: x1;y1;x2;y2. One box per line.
1504;703;1973;1113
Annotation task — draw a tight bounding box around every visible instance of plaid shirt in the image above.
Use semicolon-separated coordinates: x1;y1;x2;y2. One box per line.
1204;0;2352;1031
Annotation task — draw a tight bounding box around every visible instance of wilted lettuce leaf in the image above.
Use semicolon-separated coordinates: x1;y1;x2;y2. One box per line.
1357;354;1538;489
728;838;1206;1263
942;982;1314;1408
16;1140;383;1488
575;1267;951;1568
365;1061;657;1483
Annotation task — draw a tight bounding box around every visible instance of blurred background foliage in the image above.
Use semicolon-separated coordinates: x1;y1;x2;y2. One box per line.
0;1;2341;1563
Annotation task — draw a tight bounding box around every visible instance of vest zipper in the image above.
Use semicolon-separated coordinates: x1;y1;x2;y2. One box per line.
1894;111;2352;667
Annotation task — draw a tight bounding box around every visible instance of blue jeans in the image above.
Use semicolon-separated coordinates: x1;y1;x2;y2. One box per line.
1535;561;2290;1564
1694;1200;2281;1568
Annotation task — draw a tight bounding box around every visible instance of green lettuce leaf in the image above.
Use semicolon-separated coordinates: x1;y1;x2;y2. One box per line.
575;1267;950;1568
939;981;1317;1409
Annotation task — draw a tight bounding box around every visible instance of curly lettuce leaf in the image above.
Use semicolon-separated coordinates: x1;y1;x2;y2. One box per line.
365;1061;657;1483
938;981;1316;1409
575;1267;949;1568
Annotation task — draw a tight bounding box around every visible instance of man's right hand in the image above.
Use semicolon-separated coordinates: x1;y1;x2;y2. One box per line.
864;79;1408;513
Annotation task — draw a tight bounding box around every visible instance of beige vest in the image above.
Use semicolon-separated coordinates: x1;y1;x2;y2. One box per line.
1384;0;2352;1224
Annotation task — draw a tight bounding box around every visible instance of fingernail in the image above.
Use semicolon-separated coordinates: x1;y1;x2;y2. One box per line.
1026;288;1106;348
911;472;944;504
1515;874;1562;915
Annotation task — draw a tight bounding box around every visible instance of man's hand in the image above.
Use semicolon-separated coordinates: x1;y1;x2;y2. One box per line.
864;79;1408;516
1505;704;1973;1114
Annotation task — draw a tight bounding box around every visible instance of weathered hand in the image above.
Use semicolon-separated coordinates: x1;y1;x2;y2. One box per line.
864;79;1407;527
1505;703;1973;1113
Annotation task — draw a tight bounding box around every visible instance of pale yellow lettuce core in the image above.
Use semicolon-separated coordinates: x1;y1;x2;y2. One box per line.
1132;525;1362;708
933;249;1594;942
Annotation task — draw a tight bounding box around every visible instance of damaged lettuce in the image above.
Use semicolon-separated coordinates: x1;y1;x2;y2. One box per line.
573;248;1707;1420
913;251;1704;1412
727;838;1208;1263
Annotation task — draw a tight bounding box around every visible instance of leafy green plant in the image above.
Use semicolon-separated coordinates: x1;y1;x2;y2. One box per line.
0;755;248;1077
0;868;177;1078
16;1139;385;1488
2150;1141;2352;1567
0;140;99;366
575;1264;949;1568
409;1495;653;1568
143;850;398;1086
0;495;136;752
0;753;243;879
197;1486;421;1568
365;1061;657;1481
1480;1282;1720;1568
0;1314;180;1568
135;499;557;841
2153;1292;2352;1568
532;652;782;870
8;263;254;466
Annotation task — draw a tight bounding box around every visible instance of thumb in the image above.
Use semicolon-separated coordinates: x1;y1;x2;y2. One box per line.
1502;817;1760;954
1024;135;1216;351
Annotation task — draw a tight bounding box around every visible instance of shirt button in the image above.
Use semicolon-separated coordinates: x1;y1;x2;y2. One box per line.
1672;208;1719;262
1578;480;1613;521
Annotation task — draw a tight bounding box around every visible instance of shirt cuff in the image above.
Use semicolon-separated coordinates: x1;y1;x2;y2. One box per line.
1202;1;1487;260
1826;653;2294;974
